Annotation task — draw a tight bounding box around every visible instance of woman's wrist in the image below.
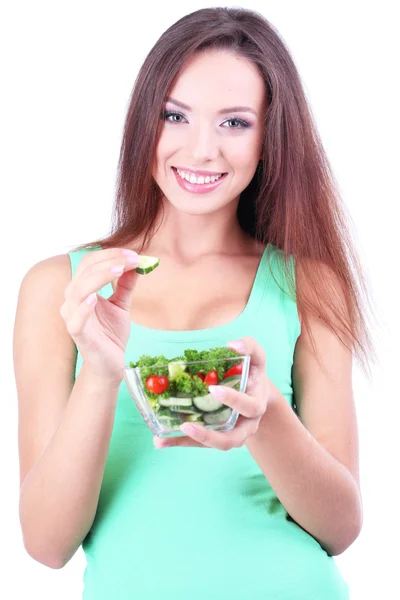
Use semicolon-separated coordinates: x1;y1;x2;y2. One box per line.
80;361;123;392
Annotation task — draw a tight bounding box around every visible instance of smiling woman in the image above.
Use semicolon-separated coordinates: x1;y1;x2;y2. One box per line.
151;50;265;210
14;6;377;600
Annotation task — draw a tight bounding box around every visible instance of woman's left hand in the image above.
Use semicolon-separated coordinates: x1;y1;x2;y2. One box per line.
153;336;270;450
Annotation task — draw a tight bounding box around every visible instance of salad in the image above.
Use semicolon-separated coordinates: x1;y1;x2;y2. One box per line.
129;347;244;429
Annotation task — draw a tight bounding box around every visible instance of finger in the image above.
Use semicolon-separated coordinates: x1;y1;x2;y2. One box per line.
208;386;265;419
179;421;245;451
109;268;140;312
64;255;140;316
227;336;266;371
227;415;259;444
60;290;99;339
153;435;204;449
74;247;139;277
157;414;259;451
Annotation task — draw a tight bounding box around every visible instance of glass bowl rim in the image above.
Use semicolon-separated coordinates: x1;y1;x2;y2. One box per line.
122;353;250;371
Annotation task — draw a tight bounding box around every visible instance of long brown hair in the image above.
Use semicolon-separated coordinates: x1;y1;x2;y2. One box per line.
72;7;378;379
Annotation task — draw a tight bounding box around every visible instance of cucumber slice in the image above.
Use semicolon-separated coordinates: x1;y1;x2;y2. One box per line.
222;375;241;385
159;396;193;407
221;376;241;390
156;408;174;417
169;406;200;415
184;413;205;422
168;361;186;380
158;415;182;427
193;393;223;412
203;407;233;425
135;255;160;275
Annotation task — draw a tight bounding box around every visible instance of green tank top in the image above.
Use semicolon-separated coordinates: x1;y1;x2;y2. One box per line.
68;243;349;600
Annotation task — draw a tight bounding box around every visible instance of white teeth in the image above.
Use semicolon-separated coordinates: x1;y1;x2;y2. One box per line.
176;168;223;185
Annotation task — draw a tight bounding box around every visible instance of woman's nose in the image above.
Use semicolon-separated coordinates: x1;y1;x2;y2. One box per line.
187;123;219;163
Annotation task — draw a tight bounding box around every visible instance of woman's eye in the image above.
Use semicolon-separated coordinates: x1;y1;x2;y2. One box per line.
162;111;250;129
163;111;186;123
222;118;250;129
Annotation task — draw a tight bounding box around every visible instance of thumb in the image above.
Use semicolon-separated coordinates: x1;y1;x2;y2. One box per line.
108;269;139;312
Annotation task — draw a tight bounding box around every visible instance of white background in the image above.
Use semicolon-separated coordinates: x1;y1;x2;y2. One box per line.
2;1;399;598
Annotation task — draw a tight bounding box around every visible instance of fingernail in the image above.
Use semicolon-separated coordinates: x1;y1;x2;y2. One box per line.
126;255;141;266
122;249;138;258
154;437;166;448
86;292;97;305
228;340;245;353
122;250;140;266
209;385;226;399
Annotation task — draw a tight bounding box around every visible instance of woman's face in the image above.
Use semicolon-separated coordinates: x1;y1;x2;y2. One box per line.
152;50;267;216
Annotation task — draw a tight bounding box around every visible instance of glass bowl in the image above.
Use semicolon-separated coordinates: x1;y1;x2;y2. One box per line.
122;353;251;438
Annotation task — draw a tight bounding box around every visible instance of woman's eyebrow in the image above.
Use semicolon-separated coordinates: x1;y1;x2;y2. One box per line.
165;96;257;116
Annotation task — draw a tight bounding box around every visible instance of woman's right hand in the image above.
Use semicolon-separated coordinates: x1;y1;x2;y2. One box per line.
60;247;142;384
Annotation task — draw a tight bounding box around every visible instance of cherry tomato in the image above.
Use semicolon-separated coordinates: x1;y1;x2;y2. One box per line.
145;374;169;394
223;363;243;379
195;372;205;381
204;369;219;386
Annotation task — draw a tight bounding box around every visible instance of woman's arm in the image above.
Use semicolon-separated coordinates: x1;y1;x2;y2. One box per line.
15;256;121;569
245;265;362;556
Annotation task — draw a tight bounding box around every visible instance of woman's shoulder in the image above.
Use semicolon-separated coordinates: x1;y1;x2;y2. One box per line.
19;246;105;311
15;253;76;361
23;244;104;290
21;252;74;292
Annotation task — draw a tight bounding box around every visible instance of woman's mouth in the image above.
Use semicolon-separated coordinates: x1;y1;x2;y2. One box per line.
171;167;228;194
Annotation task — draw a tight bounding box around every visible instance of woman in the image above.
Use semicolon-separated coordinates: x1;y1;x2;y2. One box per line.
14;7;376;599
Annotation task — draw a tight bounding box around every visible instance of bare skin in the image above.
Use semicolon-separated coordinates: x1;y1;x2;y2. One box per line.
111;235;266;331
